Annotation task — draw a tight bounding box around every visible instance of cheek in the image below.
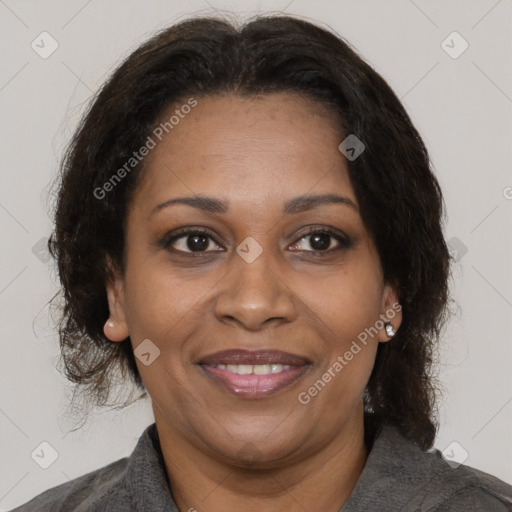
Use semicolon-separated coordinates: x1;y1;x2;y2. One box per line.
293;260;382;399
123;258;211;339
122;261;202;409
293;260;383;341
123;244;383;351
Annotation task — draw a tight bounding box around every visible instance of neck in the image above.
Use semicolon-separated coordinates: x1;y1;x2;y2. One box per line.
155;404;369;512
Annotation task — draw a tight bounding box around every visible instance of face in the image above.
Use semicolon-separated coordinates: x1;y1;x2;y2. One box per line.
105;93;401;467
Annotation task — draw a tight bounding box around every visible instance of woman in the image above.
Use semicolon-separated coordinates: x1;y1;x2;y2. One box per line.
11;14;512;512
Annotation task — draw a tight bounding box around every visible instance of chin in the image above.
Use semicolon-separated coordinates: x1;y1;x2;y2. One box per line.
203;429;307;469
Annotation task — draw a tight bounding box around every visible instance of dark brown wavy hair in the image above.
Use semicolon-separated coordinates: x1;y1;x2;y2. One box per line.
48;14;452;449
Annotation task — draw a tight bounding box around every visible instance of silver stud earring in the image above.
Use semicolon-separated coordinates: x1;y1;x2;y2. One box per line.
385;322;395;338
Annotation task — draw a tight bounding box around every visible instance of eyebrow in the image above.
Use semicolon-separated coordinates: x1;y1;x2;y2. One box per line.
149;193;358;218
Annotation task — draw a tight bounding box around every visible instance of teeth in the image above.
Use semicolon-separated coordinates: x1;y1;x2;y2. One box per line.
213;364;292;375
253;364;271;375
226;364;252;375
271;364;283;373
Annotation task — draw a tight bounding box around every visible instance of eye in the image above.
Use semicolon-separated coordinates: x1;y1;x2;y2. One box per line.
289;227;352;253
162;228;223;254
160;226;352;256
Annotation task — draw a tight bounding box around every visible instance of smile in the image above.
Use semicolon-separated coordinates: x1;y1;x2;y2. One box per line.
197;349;311;398
209;363;293;374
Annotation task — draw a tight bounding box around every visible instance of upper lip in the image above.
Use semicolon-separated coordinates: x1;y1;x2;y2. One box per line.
198;349;310;366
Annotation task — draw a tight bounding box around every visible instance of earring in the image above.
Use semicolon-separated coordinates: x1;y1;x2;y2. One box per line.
384;322;395;338
105;319;116;329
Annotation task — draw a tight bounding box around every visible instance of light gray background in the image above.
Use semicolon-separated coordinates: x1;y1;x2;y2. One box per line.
1;0;511;509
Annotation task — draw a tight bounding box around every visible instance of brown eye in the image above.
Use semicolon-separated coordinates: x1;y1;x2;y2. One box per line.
162;229;224;253
308;232;332;251
183;233;210;251
289;228;353;253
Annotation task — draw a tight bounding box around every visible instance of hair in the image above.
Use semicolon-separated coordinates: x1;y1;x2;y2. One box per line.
48;13;451;449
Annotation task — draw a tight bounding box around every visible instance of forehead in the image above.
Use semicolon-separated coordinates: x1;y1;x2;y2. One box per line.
133;93;356;212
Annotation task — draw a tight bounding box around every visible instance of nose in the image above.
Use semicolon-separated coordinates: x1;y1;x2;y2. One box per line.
213;245;297;331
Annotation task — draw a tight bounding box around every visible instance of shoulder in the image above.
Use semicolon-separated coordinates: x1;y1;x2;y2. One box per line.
8;423;175;512
429;462;512;511
8;457;131;512
384;424;512;511
343;421;512;511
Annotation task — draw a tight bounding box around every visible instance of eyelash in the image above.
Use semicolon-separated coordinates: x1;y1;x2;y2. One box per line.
159;226;353;257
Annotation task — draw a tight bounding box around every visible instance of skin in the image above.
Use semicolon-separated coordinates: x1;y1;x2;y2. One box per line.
104;93;402;512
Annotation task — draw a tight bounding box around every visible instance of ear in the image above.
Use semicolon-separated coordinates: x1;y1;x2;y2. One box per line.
103;265;130;343
378;281;402;343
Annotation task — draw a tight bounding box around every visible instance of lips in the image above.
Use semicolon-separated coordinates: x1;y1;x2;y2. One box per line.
199;349;310;366
197;349;311;398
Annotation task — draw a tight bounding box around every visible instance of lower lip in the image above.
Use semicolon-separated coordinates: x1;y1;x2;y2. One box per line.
199;364;310;398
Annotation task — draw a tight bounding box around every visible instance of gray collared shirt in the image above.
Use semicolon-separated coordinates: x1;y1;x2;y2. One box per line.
9;421;512;511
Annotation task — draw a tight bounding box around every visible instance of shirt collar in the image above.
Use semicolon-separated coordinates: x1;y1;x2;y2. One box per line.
125;420;450;511
125;422;179;511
